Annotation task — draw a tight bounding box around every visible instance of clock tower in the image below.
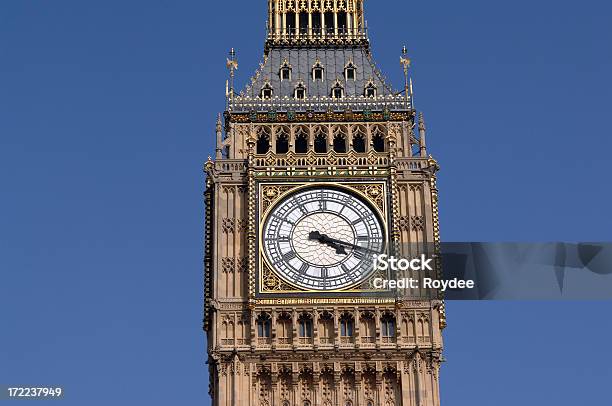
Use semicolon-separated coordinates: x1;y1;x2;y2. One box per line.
204;1;445;405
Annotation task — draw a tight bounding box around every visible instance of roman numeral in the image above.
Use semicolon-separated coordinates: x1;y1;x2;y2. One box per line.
282;251;297;262
293;197;308;215
341;264;356;282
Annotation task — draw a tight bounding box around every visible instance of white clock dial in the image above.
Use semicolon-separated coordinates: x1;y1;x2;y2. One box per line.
262;187;385;291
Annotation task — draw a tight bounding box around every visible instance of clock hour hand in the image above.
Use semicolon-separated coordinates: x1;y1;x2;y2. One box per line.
308;231;348;255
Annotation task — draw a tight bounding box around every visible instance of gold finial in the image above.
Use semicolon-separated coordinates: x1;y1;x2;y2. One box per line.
400;45;413;108
226;48;239;71
226;48;238;103
400;45;411;69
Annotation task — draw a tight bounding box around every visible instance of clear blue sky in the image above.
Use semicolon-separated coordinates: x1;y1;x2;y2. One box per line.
0;1;610;405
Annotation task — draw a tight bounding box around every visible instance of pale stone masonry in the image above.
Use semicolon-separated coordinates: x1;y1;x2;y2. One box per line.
204;2;445;405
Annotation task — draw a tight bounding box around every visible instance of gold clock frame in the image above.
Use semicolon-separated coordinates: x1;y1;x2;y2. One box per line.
256;181;392;297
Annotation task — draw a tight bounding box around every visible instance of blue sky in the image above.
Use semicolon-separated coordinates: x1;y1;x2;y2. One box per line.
0;1;610;405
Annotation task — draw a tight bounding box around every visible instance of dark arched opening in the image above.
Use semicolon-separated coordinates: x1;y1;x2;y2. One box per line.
286;11;296;36
324;12;334;34
353;133;366;153
299;12;308;35
257;133;270;154
372;133;385;152
333;134;347;153
295;133;308;154
314;133;327;154
337;11;348;34
276;132;289;154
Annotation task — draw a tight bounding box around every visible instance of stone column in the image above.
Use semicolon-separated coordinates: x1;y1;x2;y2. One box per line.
219;365;227;406
333;364;341;406
232;355;239;405
374;308;381;350
292;308;298;350
401;361;413;406
313;309;319;349
308;1;313;38
282;7;287;39
333;308;340;349
354;367;362;406
333;0;338;37
271;309;278;350
354;308;361;349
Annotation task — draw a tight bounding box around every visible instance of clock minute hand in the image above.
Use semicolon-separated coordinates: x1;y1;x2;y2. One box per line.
321;235;379;254
308;231;348;255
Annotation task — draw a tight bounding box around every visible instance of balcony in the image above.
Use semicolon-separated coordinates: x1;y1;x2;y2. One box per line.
298;337;314;345
340;337;355;345
402;336;417;344
257;338;272;346
229;93;411;114
381;336;397;344
266;27;369;48
277;338;292;346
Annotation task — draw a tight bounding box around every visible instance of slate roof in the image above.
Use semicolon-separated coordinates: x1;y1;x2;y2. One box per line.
229;45;406;113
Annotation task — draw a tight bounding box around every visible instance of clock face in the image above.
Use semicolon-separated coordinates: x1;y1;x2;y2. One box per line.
262;187;385;291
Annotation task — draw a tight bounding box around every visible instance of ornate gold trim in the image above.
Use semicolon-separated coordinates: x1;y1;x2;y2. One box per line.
227;111;413;124
257;181;390;295
428;156;446;329
203;175;213;331
246;128;257;304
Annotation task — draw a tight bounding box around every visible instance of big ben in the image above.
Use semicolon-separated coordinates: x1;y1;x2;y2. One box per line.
204;1;445;405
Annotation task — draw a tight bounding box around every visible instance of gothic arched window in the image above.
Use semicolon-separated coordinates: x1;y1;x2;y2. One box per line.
257;314;271;338
277;313;292;344
261;83;273;100
360;312;375;343
365;83;377;98
298;314;313;338
257;130;271;154
332;83;344;99
324;11;334;34
345;62;356;81
276;128;289;154
312;11;322;34
333;134;347;153
337;11;348;34
372;127;386;152
353;133;366;153
295;127;309;154
318;312;334;343
286;11;296;37
294;83;306;100
314;129;327;153
381;314;396;338
280;60;292;81
299;11;309;35
312;60;325;81
340;315;354;337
